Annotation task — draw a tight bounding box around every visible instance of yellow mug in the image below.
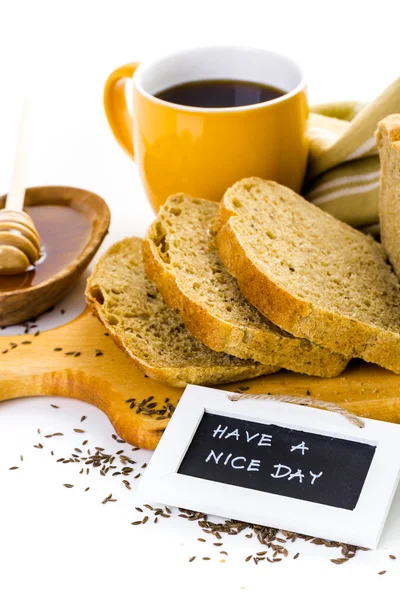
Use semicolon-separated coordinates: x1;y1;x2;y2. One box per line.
104;47;308;213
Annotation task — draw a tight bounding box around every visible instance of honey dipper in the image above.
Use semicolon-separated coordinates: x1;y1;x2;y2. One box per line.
0;100;41;275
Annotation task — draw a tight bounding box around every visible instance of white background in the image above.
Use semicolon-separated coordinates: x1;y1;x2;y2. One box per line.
1;0;400;598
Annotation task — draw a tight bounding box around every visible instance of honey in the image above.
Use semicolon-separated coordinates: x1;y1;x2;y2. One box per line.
0;205;91;292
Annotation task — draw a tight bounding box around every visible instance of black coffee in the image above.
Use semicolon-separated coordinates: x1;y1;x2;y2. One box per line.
155;79;285;108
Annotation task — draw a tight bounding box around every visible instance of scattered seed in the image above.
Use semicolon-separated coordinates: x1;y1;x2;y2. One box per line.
63;484;74;488
378;571;387;575
50;404;59;409
189;556;196;562
9;466;18;470
331;558;349;565
18;421;371;567
389;555;397;560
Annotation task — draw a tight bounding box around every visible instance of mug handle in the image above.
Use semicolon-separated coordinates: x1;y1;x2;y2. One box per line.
103;62;140;159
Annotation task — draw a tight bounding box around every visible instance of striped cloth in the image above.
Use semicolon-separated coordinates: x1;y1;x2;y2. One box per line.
304;78;400;234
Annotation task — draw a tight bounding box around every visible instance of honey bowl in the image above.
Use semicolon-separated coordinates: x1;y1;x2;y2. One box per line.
0;186;110;326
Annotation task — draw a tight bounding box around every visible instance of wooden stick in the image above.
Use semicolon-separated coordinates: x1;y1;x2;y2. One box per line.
5;98;32;212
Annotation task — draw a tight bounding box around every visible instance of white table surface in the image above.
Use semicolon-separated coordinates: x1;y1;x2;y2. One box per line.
1;1;400;597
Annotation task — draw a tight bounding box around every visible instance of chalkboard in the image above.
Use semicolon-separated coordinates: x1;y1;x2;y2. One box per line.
178;412;376;510
141;385;400;548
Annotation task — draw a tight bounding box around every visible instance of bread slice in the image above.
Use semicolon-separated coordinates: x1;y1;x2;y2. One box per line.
212;177;400;373
143;194;348;377
376;115;400;278
85;237;276;387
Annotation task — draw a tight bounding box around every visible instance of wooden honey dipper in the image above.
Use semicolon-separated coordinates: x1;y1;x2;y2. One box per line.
0;100;41;275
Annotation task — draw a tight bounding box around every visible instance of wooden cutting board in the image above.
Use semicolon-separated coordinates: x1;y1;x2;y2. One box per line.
1;307;400;450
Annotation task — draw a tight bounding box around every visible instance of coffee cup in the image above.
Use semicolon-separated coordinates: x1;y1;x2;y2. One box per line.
104;46;308;212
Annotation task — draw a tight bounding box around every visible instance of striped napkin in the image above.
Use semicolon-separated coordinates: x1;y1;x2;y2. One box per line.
304;78;400;235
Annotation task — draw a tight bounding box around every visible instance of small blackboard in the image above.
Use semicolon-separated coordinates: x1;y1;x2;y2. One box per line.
140;385;400;549
178;412;376;510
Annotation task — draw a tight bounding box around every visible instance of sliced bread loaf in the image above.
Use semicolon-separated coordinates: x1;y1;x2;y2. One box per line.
143;195;348;377
376;115;400;278
85;237;276;387
212;177;400;373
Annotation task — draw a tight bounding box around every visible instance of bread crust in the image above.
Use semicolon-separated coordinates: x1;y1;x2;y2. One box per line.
143;197;347;377
213;178;400;374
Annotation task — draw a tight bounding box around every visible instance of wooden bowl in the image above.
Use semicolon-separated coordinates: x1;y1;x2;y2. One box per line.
0;186;110;325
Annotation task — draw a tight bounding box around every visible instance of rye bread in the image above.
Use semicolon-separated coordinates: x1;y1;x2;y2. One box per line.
376;115;400;278
85;237;276;387
212;177;400;373
143;194;347;377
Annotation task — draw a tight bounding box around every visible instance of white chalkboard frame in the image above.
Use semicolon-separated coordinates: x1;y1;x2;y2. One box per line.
139;385;400;549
